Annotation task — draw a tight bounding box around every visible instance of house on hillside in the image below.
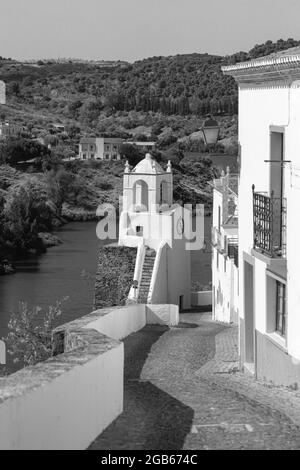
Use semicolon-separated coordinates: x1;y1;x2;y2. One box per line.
0;121;22;139
78;137;123;161
222;46;300;386
211;167;239;324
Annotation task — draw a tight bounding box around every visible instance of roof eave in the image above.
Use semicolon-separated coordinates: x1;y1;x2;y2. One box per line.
222;56;300;84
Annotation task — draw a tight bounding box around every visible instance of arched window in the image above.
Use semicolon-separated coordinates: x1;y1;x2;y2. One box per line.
160;181;168;205
133;180;148;211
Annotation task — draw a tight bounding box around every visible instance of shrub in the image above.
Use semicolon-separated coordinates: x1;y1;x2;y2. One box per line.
5;298;68;367
94;246;136;309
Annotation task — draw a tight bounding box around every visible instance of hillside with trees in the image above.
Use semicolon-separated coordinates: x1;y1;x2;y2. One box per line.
0;38;298;273
1;38;299;129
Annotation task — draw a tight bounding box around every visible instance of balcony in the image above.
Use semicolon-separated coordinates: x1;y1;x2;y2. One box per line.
252;188;286;258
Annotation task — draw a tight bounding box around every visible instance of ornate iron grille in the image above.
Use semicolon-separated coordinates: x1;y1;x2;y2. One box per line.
252;186;286;258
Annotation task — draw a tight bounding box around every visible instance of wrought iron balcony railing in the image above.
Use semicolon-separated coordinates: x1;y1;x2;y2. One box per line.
252;186;286;258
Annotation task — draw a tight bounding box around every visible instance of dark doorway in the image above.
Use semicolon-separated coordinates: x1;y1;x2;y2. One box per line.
244;261;255;369
179;295;184;313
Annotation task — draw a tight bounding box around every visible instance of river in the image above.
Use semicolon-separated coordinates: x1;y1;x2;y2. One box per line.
0;221;112;343
0;217;212;344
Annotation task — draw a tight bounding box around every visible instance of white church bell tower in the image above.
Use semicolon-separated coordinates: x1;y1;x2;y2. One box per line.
122;153;173;214
119;152;191;310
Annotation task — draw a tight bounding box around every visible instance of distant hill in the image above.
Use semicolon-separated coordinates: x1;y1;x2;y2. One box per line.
0;38;299;133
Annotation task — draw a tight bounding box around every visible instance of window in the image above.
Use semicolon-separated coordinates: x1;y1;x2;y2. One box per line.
276;281;286;337
91;154;95;159
136;226;143;236
82;154;86;160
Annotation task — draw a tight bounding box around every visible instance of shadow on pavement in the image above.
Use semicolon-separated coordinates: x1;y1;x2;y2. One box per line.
173;322;199;329
89;325;194;450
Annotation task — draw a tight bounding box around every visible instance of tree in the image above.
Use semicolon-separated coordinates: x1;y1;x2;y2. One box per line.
46;169;75;216
8;81;20;96
5;298;68;367
119;143;143;166
94;247;136;309
0;137;51;166
79;99;103;124
4;180;55;251
134;133;148;142
66;100;82;119
65;123;81;138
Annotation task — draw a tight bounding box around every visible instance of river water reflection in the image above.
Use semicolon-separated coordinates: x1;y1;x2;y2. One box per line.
0;217;212;343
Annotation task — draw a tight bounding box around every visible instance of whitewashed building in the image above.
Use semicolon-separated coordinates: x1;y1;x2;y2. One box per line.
211;168;239;324
0;122;22;138
222;46;300;386
79;137;123;160
119;153;200;310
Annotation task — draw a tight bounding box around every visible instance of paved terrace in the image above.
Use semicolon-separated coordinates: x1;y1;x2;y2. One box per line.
90;311;300;450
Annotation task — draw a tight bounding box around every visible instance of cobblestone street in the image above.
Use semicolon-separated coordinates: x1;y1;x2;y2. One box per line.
89;311;300;450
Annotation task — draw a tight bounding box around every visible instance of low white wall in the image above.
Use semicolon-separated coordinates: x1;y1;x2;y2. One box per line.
148;242;168;304
85;304;146;340
0;341;123;450
0;302;179;450
146;304;179;327
191;290;212;307
0;304;146;450
168;238;191;310
149;240;191;310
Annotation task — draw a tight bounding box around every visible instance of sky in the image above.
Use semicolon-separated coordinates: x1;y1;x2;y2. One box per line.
0;0;300;62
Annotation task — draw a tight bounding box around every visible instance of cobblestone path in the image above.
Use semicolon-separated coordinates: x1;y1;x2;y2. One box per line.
89;312;300;450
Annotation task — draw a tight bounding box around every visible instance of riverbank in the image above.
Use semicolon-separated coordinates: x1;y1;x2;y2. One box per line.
0;221;104;346
0;202;99;276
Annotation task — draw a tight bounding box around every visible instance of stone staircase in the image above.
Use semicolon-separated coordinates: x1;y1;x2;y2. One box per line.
138;248;156;303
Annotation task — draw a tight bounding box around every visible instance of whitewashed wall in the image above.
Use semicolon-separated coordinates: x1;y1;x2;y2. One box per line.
238;81;300;359
212;188;238;323
0;302;179;450
85;304;146;340
0;342;123;450
0;305;146;450
148;239;191;309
